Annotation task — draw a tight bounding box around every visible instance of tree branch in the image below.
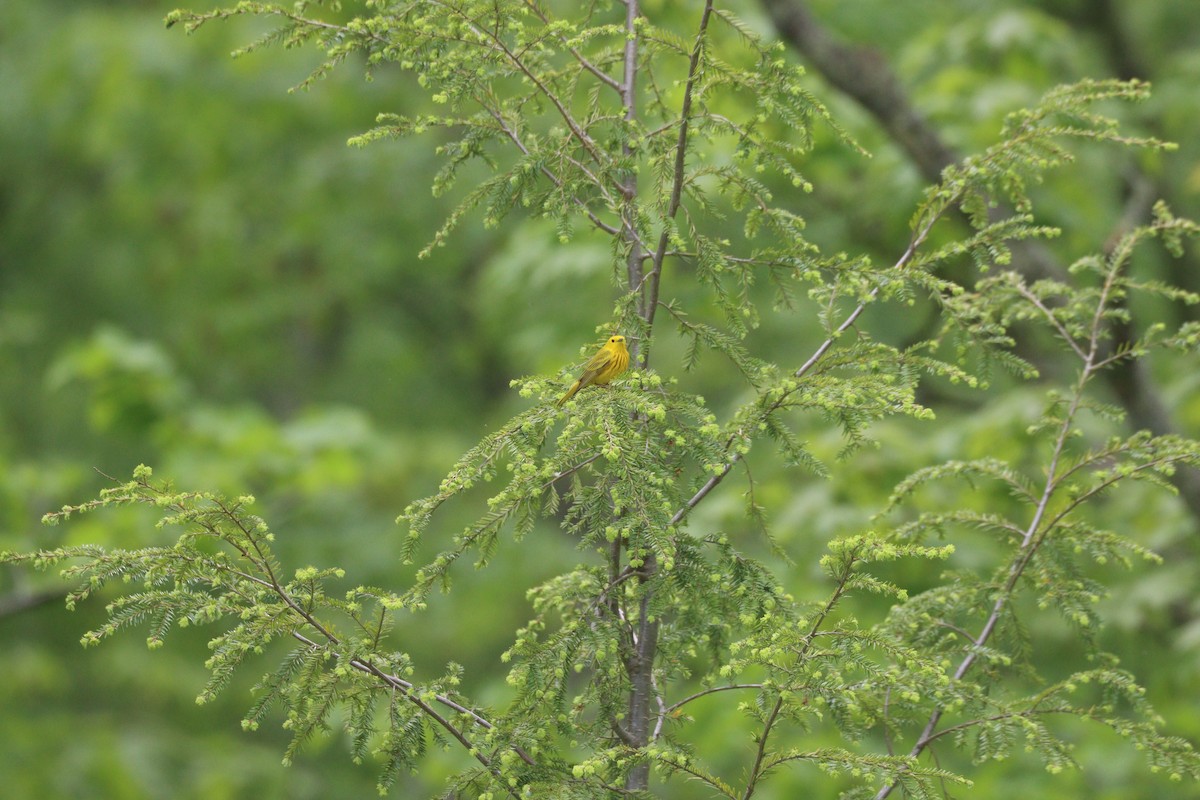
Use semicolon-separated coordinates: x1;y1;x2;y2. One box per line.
622;0;646;360
671;185;947;528
762;0;1200;524
638;0;715;367
759;0;956;182
874;292;1105;798
134;479;537;782
520;0;623;93
429;0;606;166
741;550;859;799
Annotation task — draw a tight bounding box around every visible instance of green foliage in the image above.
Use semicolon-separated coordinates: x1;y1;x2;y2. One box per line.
5;1;1200;798
865;207;1200;795
14;466;499;795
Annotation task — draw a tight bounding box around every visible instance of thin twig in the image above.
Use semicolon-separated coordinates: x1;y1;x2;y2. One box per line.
544;452;605;489
934;619;977;643
919;706;1077;748
1013;281;1088;361
429;0;606;164
521;0;622;91
882;687;894;756
650;669;668;740
661;683;764;718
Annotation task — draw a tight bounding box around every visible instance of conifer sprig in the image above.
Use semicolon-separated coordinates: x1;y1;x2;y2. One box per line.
0;2;1193;797
10;466;537;796
870;203;1200;800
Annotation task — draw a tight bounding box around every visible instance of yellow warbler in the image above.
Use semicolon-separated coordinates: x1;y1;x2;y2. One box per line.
556;335;630;407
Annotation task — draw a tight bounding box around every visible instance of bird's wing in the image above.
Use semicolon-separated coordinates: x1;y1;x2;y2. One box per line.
577;347;615;384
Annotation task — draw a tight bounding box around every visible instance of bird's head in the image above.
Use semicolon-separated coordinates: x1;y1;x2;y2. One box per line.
609;335;626;346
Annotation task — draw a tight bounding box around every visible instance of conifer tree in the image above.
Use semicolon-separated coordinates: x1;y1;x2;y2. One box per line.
6;2;1200;797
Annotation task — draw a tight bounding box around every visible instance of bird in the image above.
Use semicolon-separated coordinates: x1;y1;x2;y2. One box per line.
556;335;630;407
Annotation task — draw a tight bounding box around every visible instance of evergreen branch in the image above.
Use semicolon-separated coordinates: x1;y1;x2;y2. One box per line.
205;496;340;648
35;469;537;790
476;99;621;236
873;359;1091;800
659;300;762;383
426;0;605;165
1050;432;1179;493
178;3;644;250
1041;449;1199;535
166;4;396;61
1012;281;1089;360
871;211;1197;798
671;178;947;527
197;497;539;785
659;755;740;799
766;0;1199;523
920;707;1082;748
742;698;786;800
671;80;1158;532
288;630;537;768
741;542;862;799
521;0;622;92
759;749;967;793
886;460;1039;512
639;0;715;365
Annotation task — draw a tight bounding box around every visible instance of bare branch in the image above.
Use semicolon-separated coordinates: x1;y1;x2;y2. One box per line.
661;683;764;719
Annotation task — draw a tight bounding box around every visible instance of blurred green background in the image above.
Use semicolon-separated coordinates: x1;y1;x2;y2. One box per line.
2;1;1199;797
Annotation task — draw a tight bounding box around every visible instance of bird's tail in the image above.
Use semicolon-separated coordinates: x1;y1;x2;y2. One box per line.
556;381;582;407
